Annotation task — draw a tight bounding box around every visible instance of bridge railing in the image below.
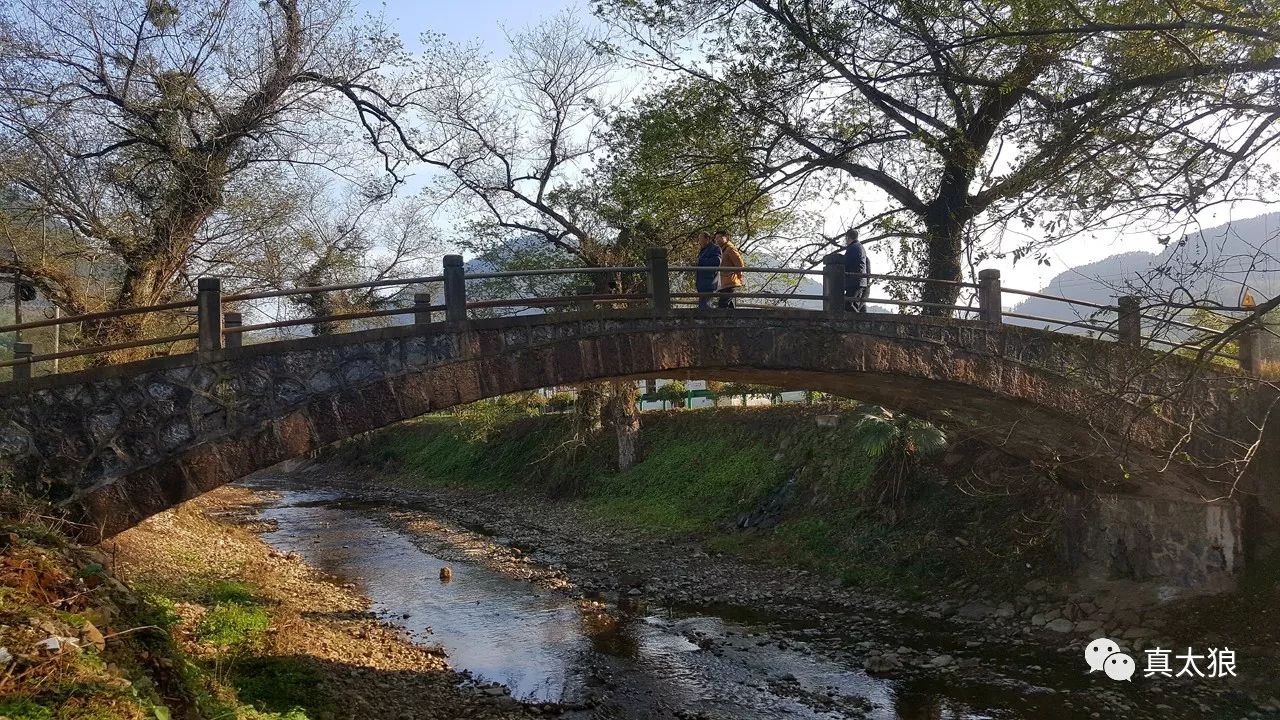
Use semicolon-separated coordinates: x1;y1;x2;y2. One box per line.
0;248;1265;382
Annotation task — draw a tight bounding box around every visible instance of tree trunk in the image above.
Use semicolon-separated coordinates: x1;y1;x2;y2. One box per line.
608;381;641;471
576;382;606;434
93;216;206;349
919;199;968;315
87;255;182;357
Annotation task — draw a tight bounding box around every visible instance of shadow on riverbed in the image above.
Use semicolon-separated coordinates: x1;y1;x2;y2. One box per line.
238;474;1253;720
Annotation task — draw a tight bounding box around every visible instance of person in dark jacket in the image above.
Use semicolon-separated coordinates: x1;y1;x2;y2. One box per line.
842;229;870;312
695;231;722;310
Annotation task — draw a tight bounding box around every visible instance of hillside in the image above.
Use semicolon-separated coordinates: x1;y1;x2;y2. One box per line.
1010;213;1280;328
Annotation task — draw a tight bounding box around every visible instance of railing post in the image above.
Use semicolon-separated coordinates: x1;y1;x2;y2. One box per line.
223;312;242;349
414;292;433;325
1239;323;1262;375
443;255;466;323
12;342;32;382
576;286;596;312
978;269;1002;324
1117;295;1141;347
822;252;846;318
647;247;671;317
197;277;223;359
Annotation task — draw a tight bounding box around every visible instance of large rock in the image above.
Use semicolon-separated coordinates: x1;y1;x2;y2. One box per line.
957;603;994;620
1046;618;1076;633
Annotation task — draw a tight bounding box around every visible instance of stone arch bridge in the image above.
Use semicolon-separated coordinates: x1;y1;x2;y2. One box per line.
0;309;1275;589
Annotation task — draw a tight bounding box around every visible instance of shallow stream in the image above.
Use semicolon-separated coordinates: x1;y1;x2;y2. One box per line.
238;475;1124;719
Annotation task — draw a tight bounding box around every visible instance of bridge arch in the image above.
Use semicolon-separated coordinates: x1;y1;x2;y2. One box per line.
0;309;1260;540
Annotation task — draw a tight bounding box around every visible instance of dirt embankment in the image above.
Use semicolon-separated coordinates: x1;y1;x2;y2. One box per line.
1;487;550;720
107;487;552;720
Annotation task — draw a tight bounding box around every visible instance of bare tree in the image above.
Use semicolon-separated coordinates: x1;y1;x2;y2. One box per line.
196;172;443;336
0;0;415;343
414;11;616;264
411;13;659;468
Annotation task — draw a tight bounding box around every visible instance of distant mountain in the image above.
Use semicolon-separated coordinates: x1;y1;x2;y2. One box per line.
1008;213;1280;332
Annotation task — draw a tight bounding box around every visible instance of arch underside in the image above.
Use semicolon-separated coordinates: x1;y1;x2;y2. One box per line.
0;311;1249;540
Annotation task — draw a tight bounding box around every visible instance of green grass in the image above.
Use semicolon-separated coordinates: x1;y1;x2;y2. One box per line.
337;405;1069;596
231;657;328;719
196;603;271;649
205;580;257;605
586;430;783;533
0;699;54;720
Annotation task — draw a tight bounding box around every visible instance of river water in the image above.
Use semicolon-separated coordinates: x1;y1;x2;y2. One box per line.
237;475;1124;720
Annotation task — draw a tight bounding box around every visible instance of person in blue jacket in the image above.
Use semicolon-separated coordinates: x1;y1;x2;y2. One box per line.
695;231;722;310
842;229;870;312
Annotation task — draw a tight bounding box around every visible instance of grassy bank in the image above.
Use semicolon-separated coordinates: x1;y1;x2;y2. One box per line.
0;491;333;720
333;405;1070;596
1;487;535;720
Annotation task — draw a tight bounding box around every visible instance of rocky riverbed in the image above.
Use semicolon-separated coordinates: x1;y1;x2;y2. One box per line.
232;466;1279;720
106;485;546;720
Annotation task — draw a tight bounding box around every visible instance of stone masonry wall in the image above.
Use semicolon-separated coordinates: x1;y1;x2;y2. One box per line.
0;310;1264;551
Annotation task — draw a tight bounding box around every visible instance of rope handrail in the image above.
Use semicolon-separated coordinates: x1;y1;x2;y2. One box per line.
867;298;981;314
667;265;825;275
1004;311;1119;336
466;294;650;310
0;331;199;369
1141;302;1256;313
669;291;826;301
665;268;982;290
223;305;444;336
1141;335;1240;362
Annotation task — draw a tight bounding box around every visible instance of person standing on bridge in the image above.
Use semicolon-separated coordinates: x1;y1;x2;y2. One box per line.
715;230;745;309
695;231;722;310
842;229;871;313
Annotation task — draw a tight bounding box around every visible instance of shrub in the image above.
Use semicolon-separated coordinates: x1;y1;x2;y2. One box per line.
546;391;576;413
653;380;688;409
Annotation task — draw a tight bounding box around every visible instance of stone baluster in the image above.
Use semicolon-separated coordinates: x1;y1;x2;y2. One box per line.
978;269;1002;324
12;341;32;382
414;293;433;325
223;312;242;349
647;247;671;317
822;253;846;318
443;255;466;323
1117;296;1141;347
197;277;223;359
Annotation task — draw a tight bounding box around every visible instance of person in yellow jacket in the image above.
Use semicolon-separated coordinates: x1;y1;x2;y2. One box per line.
714;229;744;308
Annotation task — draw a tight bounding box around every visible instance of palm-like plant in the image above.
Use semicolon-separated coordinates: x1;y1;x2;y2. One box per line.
852;408;947;516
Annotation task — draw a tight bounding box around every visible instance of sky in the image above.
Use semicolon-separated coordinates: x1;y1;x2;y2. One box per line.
358;0;578;52
354;0;1276;296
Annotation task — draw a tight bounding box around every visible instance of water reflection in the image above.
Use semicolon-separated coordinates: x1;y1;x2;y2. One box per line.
240;476;1052;719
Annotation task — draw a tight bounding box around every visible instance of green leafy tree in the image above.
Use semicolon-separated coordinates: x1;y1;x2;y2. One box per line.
413;13;799;468
719;382;754;407
579;78;796;264
654;380;689;409
598;0;1280;311
705;380;726;406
